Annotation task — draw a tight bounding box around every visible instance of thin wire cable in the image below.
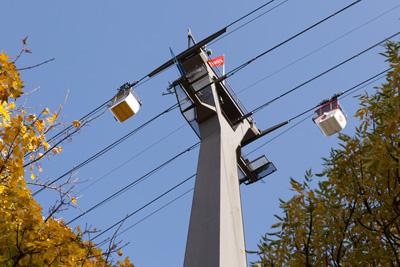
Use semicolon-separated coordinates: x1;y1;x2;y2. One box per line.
28;0;279;158
96;70;388;241
25;0;280;163
66;143;199;225
286;69;389;123
225;0;278;28
246;70;388;156
191;1;362;96
89;174;196;241
25;76;154;160
78;123;187;194
24;1;284;164
117;187;194;237
244;32;399;118
26;1;359;164
225;1;362;79
93;68;391;243
237;2;400;94
32;104;179;196
23;109;107;168
95;187;195;247
24;101;109;160
209;0;290;46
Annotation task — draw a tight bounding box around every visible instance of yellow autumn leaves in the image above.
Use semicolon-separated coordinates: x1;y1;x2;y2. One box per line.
0;51;23;102
0;51;134;266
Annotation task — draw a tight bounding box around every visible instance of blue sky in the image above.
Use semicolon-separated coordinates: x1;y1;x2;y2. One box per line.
2;0;400;266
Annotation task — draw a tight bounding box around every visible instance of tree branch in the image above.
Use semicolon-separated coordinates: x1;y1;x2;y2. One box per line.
17;58;55;71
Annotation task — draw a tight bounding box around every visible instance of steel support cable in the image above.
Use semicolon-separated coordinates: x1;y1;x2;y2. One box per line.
225;1;362;78
225;0;278;29
92;70;390;241
89;174;196;241
23;1;286;161
66;143;199;225
237;2;400;95
94;187;194;247
48;101;109;143
209;0;290;46
32;104;179;196
23;109;108;169
24;79;153;161
246;69;389;156
116;188;194;238
25;1;277;151
189;1;362;96
242;31;400;119
25;1;357;162
78;123;187;194
101;69;387;239
24;101;109;160
285;68;390;123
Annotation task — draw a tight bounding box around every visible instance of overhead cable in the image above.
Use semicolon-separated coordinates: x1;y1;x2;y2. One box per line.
24;81;151;161
89;174;196;241
209;0;290;46
191;1;362;95
32;104;178;196
237;2;400;94
107;69;390;238
78;123;187;194
116;188;194;237
25;1;289;161
66;143;199;225
246;69;389;156
241;31;399;120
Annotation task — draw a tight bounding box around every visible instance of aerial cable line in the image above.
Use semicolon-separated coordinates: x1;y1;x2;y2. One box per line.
96;187;195;247
225;0;279;28
237;2;400;94
68;66;390;229
93;70;391;241
223;1;362;78
116;188;194;238
24;1;282;160
23;109;107;168
47;101;109;144
182;0;362;96
78;123;187;194
32;104;179;196
89;174;196;241
209;0;290;46
23;80;153;161
246;68;389;156
48;77;155;144
104;70;389;237
239;31;400;121
26;0;356;161
71;57;389;234
286;68;390;123
66;143;199;225
24;101;109;160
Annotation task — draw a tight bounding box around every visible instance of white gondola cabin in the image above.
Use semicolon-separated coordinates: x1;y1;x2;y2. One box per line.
109;86;141;123
313;97;347;136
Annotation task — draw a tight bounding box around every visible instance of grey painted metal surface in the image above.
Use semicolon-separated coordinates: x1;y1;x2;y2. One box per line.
176;49;258;267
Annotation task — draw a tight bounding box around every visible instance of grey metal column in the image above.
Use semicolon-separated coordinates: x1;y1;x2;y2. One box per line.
148;30;276;267
176;51;258;267
183;108;250;266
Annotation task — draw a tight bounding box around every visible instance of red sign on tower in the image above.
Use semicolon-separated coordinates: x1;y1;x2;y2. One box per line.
207;55;225;67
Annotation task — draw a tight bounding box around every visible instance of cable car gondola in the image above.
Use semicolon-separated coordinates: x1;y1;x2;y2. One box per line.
313;94;347;136
109;83;142;123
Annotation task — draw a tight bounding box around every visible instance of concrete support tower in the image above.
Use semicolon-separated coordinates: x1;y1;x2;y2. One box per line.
174;34;260;267
151;29;276;267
